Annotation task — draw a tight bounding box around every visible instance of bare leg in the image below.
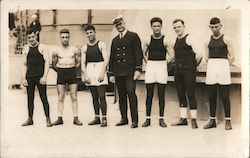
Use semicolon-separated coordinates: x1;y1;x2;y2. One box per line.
69;83;78;116
57;84;66;116
52;84;65;125
69;83;82;125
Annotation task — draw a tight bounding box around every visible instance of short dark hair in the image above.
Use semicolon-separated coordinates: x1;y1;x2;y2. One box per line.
150;17;163;25
173;19;185;25
26;28;36;35
210;17;220;25
60;28;70;34
83;23;96;32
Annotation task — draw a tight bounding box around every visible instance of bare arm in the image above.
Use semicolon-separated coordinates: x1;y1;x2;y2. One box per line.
51;50;59;72
22;45;28;85
186;35;202;66
99;41;109;75
142;38;149;63
204;40;209;64
164;37;175;64
224;36;235;65
81;45;88;77
75;48;81;68
41;45;50;80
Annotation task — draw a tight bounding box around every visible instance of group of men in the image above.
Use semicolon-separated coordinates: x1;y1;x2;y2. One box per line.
21;15;234;130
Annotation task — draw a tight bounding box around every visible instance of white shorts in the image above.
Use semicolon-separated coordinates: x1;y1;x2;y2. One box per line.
85;62;108;86
205;59;231;85
145;60;168;84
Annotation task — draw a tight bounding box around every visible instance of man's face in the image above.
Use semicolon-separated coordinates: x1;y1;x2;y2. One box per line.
27;32;38;46
173;21;185;36
114;20;126;33
31;14;37;22
86;30;96;42
151;22;162;35
209;23;221;36
60;33;70;46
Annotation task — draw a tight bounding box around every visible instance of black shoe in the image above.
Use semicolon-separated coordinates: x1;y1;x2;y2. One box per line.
21;118;33;126
88;117;101;125
191;119;198;129
74;117;83;126
116;119;128;126
225;120;232;130
52;117;63;126
46;117;52;127
101;119;107;127
203;119;216;129
171;118;188;126
131;122;138;128
142;119;151;127
159;119;167;127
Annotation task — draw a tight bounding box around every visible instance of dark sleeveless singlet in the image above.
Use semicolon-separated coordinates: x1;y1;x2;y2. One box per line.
148;35;167;60
174;34;196;64
26;44;44;78
208;34;228;59
86;41;104;62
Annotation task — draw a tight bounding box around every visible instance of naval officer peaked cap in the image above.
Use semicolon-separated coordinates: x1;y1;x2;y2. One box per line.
112;15;124;25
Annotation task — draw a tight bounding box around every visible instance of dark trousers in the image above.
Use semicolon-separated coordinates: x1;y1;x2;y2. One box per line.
26;77;50;118
115;75;138;123
174;69;197;109
145;83;166;117
89;85;107;116
208;84;231;118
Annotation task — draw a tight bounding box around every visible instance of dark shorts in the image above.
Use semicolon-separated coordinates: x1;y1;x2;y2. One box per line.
57;67;77;85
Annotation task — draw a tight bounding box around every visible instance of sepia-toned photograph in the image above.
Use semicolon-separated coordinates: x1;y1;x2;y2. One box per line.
1;0;249;157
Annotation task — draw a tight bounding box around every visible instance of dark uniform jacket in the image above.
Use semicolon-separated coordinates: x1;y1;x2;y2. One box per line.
29;21;41;33
109;31;143;76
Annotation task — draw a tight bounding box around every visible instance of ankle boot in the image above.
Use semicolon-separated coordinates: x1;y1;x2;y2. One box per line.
171;118;188;126
52;117;63;126
142;119;151;127
203;119;216;129
88;117;101;125
191;119;198;129
159;119;167;127
225;120;232;130
22;117;33;126
46;117;52;127
101;117;107;127
73;116;83;126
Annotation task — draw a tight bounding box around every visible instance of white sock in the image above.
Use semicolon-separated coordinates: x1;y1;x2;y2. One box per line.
225;117;231;120
190;109;197;119
146;116;151;119
180;107;187;118
159;116;164;119
209;117;216;120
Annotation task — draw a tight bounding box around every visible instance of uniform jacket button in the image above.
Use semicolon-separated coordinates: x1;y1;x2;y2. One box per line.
123;47;125;49
117;60;120;62
117;54;120;56
123;59;126;62
117;48;120;50
123;53;125;55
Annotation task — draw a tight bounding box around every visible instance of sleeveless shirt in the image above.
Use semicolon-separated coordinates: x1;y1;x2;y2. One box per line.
148;35;167;60
26;44;44;78
174;34;196;64
208;35;228;59
86;41;104;62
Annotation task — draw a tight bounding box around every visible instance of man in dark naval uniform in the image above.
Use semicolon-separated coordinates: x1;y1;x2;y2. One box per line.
109;15;143;128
